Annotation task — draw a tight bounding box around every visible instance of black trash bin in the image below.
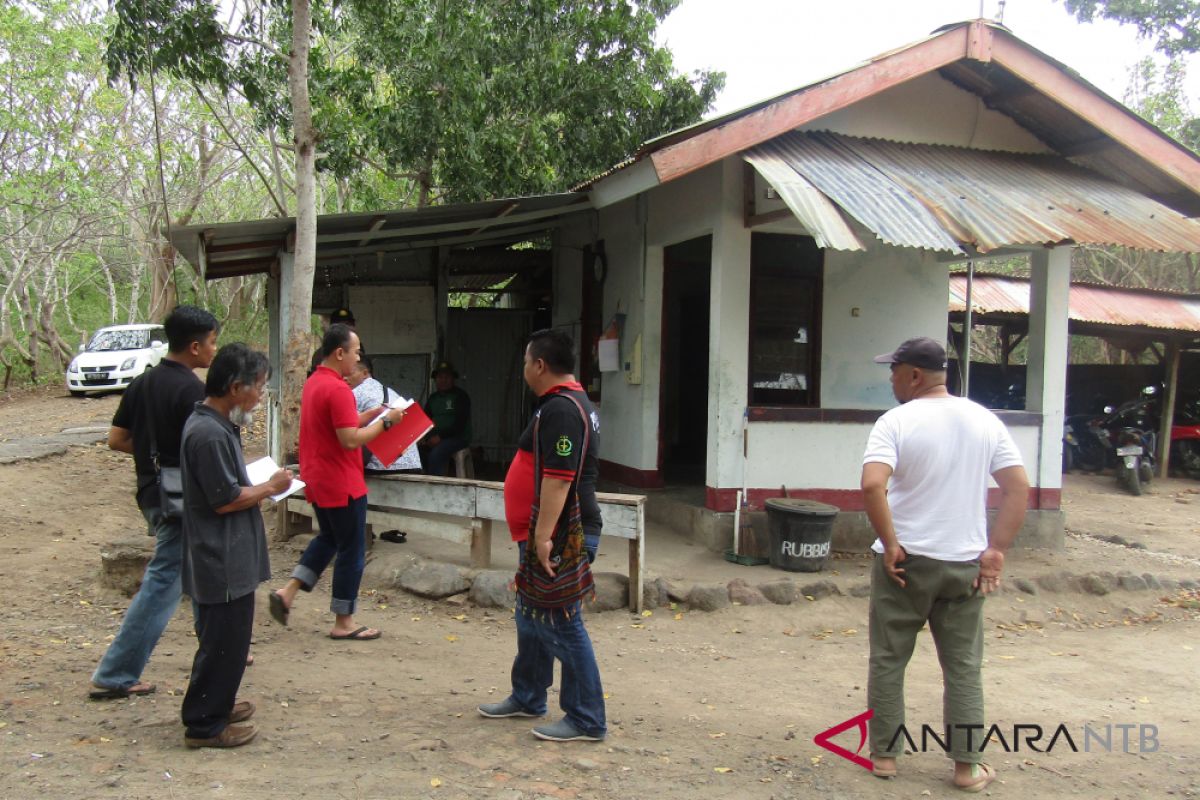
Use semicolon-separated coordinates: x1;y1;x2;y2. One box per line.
765;498;839;572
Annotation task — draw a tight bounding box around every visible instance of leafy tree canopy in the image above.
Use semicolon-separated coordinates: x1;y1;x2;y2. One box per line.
1063;0;1200;55
107;0;723;207
328;0;724;204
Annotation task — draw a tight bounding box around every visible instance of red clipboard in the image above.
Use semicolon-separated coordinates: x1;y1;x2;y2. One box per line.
365;403;434;466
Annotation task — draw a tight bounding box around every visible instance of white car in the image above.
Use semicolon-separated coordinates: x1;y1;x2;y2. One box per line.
65;324;169;396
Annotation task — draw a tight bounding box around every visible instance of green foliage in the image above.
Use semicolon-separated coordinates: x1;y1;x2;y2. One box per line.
1063;0;1200;56
326;0;723;202
1124;57;1199;150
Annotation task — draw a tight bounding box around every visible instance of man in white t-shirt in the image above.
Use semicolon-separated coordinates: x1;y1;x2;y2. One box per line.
861;337;1028;792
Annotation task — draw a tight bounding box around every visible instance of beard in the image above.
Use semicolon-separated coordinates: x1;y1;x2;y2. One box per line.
230;404;257;429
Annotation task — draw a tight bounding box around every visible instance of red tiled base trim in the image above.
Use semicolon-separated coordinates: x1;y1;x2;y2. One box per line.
599;459;665;489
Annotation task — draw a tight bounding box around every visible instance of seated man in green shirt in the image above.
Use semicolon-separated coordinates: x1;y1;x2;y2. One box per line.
421;361;471;476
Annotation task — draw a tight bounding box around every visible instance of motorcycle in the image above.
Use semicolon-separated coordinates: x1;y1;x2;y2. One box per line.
1169;395;1200;479
1064;386;1158;495
1113;425;1155;496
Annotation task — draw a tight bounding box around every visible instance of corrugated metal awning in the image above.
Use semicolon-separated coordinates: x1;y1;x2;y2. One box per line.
746;132;1200;254
170;193;589;280
949;273;1200;334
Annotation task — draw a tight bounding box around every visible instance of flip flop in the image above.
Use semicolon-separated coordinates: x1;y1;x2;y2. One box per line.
380;530;407;544
955;763;997;793
89;682;156;700
329;626;381;641
269;591;290;627
871;755;897;779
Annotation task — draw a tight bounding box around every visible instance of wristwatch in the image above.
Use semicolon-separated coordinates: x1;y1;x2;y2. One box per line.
382;418;393;431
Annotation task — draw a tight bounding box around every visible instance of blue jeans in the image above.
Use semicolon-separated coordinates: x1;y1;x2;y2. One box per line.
293;495;367;616
507;544;606;737
92;506;183;690
424;436;468;477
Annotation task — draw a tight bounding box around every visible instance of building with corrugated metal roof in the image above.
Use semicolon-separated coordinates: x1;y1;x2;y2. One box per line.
171;19;1200;555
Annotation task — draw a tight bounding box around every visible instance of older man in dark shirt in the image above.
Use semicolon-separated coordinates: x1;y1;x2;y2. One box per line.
179;343;291;749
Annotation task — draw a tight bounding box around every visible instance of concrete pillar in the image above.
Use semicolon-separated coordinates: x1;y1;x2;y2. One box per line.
1026;247;1071;495
706;158;752;501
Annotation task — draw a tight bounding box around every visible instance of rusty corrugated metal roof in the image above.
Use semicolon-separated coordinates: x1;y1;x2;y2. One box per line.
743;148;865;251
750;132;1200;253
949;273;1200;333
582;21;1200;220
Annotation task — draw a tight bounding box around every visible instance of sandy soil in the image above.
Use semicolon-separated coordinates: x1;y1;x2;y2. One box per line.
0;388;1198;800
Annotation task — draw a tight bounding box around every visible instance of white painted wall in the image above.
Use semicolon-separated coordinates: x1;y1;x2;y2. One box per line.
350;285;437;353
821;230;951;408
559;163;725;472
744;420;1039;490
799;72;1052;153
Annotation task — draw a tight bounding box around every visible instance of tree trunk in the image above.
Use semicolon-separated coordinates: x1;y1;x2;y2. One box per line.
279;0;318;468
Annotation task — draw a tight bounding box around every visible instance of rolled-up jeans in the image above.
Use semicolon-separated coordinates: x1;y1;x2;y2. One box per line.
505;542;606;738
292;495;368;615
92;506;183;690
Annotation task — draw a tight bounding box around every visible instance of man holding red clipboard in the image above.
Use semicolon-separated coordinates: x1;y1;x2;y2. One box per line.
270;324;407;641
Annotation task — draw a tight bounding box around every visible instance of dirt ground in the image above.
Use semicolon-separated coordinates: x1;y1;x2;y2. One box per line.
1;386;1198;800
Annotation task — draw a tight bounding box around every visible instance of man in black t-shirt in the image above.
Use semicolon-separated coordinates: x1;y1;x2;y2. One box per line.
477;329;607;743
89;306;219;700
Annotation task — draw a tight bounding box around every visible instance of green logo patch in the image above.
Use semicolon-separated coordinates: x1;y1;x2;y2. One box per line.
555;435;574;457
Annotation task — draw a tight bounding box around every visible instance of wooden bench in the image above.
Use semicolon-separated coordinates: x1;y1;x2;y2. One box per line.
283;473;648;611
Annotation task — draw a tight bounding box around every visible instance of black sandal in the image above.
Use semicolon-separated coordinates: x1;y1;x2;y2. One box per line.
379;530;407;544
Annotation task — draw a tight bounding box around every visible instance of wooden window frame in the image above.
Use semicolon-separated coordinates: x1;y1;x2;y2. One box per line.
747;233;824;408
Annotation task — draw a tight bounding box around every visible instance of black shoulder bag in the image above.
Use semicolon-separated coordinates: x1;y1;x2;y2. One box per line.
144;373;185;521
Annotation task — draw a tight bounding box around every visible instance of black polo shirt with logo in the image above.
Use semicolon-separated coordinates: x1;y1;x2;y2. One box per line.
515;382;602;539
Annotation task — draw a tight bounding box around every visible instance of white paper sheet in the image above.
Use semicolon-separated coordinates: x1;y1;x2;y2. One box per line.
598;338;620;372
245;456;306;502
366;394;417;426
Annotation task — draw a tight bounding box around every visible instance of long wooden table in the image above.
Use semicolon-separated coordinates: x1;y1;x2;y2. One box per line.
283;473;648;612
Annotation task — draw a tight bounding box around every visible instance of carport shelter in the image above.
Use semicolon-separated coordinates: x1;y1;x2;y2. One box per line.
949;273;1200;476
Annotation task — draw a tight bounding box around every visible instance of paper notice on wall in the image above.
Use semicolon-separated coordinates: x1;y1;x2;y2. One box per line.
598;338;620;372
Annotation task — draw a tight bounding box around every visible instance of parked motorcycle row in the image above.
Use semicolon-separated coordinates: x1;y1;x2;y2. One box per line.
1063;386;1200;496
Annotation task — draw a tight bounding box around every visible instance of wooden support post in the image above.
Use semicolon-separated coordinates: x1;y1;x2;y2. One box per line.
1158;341;1181;478
471;518;493;569
628;503;645;613
274;502;292;543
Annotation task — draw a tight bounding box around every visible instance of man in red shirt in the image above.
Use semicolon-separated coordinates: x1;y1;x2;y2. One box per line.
271;324;406;640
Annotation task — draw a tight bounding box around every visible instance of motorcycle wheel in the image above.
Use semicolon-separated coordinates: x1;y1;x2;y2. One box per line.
1117;463;1142;496
1138;461;1154;485
1076;441;1106;473
1062;444;1074;473
1174;440;1200;480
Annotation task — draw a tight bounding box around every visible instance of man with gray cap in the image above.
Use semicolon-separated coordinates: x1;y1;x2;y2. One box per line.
860;337;1028;792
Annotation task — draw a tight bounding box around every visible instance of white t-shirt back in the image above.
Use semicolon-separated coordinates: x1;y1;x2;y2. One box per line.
863;396;1025;561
